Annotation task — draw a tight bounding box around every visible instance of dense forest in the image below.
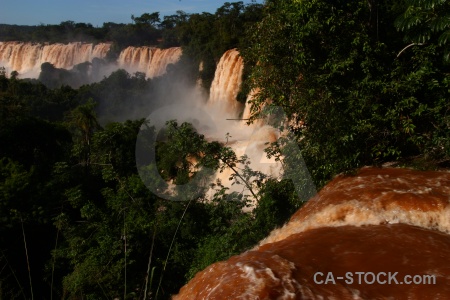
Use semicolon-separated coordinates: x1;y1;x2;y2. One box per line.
1;0;450;299
1;67;299;299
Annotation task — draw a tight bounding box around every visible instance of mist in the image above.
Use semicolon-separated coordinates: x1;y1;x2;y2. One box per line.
0;40;284;201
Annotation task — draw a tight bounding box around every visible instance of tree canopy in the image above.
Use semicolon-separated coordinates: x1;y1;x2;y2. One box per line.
242;0;450;185
0;54;300;299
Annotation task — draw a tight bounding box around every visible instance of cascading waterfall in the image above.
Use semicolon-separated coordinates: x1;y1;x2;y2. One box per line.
208;49;245;117
0;41;111;77
117;46;182;78
0;41;182;79
204;49;282;203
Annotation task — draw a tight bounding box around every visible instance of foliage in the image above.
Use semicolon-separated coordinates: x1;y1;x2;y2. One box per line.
242;0;450;186
0;79;73;297
156;121;211;184
175;2;264;90
0;17;161;47
395;0;450;60
0;69;296;298
0;1;263;61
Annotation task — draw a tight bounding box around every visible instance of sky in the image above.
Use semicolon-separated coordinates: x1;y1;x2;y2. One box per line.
0;0;263;26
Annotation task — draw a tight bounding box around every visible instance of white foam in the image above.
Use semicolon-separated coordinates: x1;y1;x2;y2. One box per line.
257;201;450;248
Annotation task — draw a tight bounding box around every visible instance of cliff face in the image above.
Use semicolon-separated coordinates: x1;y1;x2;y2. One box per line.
174;167;450;299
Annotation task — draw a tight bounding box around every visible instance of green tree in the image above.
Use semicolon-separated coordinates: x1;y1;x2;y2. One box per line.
395;0;450;60
242;0;450;185
176;2;263;91
132;12;161;27
65;99;101;166
156;120;214;185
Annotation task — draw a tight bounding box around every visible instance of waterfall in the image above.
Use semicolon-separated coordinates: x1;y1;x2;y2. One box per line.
0;41;282;204
0;41;111;77
175;167;450;299
0;41;181;79
208;48;245;117
205;49;282;204
117;46;182;78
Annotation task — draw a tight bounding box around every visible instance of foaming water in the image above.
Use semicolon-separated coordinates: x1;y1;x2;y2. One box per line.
207;124;282;204
259;167;450;247
175;167;450;299
132;46;282;203
150;48;282;202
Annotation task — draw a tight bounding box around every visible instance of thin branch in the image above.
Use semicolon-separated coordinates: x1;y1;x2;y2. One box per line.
222;160;260;201
397;43;424;58
123;211;127;300
50;206;64;300
155;198;193;299
115;176;136;203
50;225;60;300
143;225;158;300
96;280;111;300
0;251;26;299
21;219;33;300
